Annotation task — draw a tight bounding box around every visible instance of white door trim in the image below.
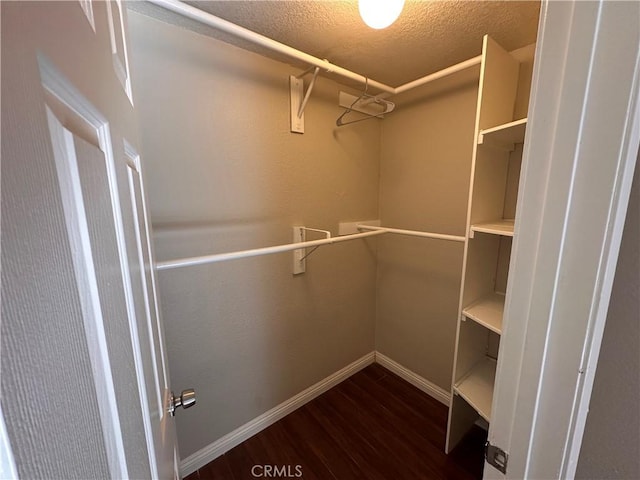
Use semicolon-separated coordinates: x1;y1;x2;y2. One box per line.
0;406;17;480
122;139;160;479
563;48;640;480
486;1;640;478
41;55;130;480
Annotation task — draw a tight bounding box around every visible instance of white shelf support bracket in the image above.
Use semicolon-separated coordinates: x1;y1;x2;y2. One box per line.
292;226;331;274
292;226;306;274
297;67;320;118
290;66;320;134
290;76;304;133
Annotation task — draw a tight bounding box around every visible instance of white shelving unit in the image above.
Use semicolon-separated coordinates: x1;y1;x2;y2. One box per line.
471;219;514;237
454;357;497;422
462;293;505;334
446;35;533;453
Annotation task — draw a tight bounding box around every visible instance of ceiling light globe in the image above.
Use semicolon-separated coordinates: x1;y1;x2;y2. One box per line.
358;0;405;29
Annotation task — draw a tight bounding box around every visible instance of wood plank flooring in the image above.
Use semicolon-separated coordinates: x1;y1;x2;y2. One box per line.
185;363;486;480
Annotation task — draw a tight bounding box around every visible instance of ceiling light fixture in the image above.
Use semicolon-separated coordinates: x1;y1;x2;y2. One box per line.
358;0;405;29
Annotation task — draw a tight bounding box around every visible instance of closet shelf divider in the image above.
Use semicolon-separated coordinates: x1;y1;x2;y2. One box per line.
453;357;497;422
462;292;505;334
470;219;515;237
478;117;527;150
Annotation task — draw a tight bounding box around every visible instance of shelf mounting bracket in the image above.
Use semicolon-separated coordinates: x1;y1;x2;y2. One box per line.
290;66;320;134
292;226;331;274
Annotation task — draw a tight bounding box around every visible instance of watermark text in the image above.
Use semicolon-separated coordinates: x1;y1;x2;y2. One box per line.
251;464;303;478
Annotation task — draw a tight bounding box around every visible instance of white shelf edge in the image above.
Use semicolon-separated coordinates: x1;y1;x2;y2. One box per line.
471;219;515;237
462;292;505;334
478;117;527;149
480;117;528;136
454;357;497;422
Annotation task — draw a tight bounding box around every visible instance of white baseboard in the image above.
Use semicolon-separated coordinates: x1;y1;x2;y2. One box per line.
374;352;451;406
180;351;451;477
180;351;375;477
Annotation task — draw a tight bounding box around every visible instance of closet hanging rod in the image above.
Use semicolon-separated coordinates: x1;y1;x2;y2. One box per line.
395;55;482;94
148;0;393;94
147;0;481;95
156;229;385;271
356;225;465;243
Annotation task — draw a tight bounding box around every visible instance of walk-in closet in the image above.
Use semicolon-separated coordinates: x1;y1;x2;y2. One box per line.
127;1;536;476
3;1;639;479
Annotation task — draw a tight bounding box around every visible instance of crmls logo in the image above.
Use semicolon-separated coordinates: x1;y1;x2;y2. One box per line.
251;464;303;478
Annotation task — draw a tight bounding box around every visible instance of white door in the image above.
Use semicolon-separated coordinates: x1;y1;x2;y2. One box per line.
1;2;182;478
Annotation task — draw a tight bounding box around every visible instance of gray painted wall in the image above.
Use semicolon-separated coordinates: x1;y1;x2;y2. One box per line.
576;159;639;479
128;12;380;459
376;78;478;390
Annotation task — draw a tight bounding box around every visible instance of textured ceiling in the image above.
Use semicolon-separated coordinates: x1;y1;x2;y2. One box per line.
131;0;540;88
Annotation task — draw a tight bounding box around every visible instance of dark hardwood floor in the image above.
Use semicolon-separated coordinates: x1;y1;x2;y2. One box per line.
185;363;486;480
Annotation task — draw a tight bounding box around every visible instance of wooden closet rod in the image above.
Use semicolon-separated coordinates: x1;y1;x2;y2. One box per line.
147;0;481;95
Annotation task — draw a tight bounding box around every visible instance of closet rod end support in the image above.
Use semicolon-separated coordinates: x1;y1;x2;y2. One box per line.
292;226;306;274
290;76;305;133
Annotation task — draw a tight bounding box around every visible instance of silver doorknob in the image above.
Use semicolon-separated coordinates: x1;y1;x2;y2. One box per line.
169;389;196;416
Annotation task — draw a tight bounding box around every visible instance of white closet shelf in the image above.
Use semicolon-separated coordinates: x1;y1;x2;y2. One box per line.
463;292;505;334
454;357;497;422
471;219;514;237
478;117;527;149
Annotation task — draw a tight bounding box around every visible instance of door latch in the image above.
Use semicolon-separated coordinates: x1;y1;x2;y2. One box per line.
168;389;196;416
485;441;508;474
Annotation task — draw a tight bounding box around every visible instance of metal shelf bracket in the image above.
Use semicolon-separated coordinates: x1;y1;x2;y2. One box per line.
290;66;320;134
292;226;331;274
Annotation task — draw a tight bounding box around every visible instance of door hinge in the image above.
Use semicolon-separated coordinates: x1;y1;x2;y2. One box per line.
485;441;508;474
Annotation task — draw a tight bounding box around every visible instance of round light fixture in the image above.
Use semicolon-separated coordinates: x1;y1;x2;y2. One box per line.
358;0;405;29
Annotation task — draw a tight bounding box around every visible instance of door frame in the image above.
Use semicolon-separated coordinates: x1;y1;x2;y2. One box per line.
486;0;640;478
